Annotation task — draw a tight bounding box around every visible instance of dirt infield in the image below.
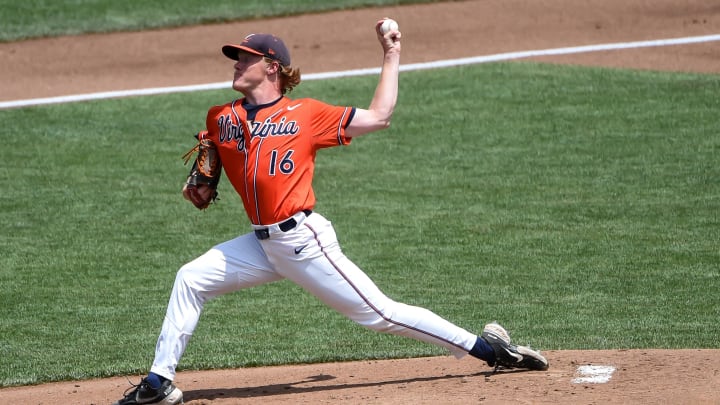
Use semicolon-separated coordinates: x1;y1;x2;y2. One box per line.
1;350;718;404
2;0;720;103
1;0;719;404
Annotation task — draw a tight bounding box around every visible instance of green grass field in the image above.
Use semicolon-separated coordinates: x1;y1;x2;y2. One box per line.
1;1;719;389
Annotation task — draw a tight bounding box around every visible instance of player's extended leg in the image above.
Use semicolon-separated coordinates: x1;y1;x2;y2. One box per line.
261;212;547;372
150;232;283;381
261;213;477;357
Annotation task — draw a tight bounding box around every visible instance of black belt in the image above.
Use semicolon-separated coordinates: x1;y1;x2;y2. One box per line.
254;210;312;240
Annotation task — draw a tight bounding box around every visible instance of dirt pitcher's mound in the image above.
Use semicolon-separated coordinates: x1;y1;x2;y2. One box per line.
1;351;719;404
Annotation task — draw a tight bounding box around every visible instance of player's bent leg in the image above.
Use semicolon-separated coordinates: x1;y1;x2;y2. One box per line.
114;233;282;404
151;233;281;380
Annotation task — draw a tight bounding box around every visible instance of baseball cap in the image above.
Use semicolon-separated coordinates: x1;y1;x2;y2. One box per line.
222;34;291;66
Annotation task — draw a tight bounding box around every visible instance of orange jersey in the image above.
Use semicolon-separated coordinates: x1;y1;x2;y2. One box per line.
205;96;355;225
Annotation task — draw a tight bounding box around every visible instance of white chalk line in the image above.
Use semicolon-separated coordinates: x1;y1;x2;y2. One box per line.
572;365;617;384
1;33;719;110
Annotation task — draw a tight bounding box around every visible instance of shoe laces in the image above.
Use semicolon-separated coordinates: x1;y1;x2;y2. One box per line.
121;376;151;398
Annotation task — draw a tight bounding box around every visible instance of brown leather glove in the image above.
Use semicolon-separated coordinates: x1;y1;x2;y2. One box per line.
182;131;222;210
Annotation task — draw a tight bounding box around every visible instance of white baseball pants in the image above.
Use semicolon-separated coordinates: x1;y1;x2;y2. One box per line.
150;212;478;380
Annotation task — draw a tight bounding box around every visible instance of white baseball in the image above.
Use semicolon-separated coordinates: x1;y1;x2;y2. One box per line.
380;18;399;35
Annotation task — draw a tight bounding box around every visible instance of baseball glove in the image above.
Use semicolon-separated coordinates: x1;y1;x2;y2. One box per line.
182;131;222;210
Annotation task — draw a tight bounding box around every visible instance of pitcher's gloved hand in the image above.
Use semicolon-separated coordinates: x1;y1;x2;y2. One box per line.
182;131;222;210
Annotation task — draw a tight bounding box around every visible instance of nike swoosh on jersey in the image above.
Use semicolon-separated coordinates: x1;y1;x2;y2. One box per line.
294;244;308;254
287;103;302;111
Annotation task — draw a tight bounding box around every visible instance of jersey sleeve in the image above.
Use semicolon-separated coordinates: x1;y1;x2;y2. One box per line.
205;105;223;141
308;99;355;149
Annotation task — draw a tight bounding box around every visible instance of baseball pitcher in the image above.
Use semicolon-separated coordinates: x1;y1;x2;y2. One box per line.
113;18;548;405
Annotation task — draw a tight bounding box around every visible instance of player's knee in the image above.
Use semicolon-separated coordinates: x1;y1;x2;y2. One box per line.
369;321;396;333
172;263;214;305
174;262;207;291
353;307;397;333
176;263;195;281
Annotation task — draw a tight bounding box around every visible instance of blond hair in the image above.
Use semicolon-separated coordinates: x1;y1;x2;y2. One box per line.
264;57;301;94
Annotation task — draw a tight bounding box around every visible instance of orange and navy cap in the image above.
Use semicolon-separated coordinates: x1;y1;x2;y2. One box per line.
222;34;291;66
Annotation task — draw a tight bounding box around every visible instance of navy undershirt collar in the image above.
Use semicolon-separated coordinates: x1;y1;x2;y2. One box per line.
242;96;284;121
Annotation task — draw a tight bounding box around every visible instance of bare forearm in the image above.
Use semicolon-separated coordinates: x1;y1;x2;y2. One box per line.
367;51;401;126
346;18;403;138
